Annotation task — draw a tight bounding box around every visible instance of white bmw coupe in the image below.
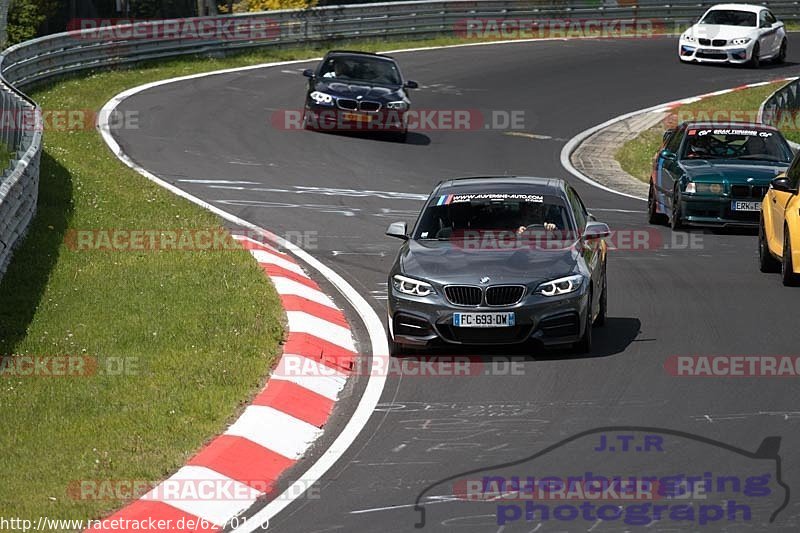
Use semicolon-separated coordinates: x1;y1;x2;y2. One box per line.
679;3;787;67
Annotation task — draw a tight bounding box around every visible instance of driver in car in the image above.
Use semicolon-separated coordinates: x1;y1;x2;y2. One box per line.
516;202;558;234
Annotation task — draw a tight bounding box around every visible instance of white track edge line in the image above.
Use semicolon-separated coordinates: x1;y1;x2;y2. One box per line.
560;77;800;202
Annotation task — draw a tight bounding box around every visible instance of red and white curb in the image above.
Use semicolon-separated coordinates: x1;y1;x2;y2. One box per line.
561;76;800;201
87;235;355;532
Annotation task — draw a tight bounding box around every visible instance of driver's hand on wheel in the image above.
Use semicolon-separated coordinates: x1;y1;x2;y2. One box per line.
517;222;556;234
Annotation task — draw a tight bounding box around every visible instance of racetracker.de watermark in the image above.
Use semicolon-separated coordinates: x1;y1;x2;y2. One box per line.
454;18;671;40
665;355;800;377
274;109;526;132
0;355;139;378
66;17;280;41
442;229;703;252
274;354;526;378
663;108;800;132
0;108;138;132
64;228;319;252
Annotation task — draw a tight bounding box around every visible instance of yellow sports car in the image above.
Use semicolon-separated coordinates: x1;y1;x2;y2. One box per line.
759;154;800;285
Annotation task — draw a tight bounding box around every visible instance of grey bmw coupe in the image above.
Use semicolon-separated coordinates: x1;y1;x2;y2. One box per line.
386;177;610;355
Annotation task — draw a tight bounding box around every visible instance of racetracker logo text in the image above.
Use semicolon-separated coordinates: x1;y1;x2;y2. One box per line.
454;18;667;40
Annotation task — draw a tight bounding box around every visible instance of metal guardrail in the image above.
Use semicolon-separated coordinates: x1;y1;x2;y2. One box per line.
0;0;799;278
760;77;800;149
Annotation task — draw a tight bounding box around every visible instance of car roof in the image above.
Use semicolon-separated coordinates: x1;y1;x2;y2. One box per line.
681;121;779;131
704;4;766;14
324;50;396;61
434;176;567;196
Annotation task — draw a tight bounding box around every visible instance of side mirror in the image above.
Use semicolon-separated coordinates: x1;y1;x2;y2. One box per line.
404;80;419;89
302;69;314;78
770;176;795;193
386;221;408;240
660;149;677;161
663;128;676;143
584;221;611;240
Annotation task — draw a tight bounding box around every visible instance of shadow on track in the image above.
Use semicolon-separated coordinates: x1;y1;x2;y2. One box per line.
393;317;641;362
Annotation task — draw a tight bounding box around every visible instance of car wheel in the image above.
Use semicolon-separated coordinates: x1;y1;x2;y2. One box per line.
775;39;787;64
781;227;800;286
594;267;607;327
758;217;781;273
302;110;316;131
749;43;760;68
574;294;593;354
670;190;685;231
648;183;667;225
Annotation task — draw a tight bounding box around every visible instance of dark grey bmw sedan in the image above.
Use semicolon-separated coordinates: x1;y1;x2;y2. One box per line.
386;177;610;355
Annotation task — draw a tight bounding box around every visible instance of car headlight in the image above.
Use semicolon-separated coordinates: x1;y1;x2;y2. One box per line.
310;91;334;106
535;274;584;297
686;182;724;194
682;33;695;42
387;101;408;111
393;274;434;296
731;37;751;46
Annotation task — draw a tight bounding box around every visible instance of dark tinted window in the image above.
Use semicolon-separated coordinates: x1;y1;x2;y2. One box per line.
567;187;587;230
787;156;800;189
681;128;793;163
414;193;574;240
701;10;757;27
763;10;777;25
319;56;401;85
665;126;684;154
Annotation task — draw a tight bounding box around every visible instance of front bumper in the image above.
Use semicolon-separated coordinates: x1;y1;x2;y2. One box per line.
678;40;752;64
305;104;407;132
388;284;589;349
680;194;762;228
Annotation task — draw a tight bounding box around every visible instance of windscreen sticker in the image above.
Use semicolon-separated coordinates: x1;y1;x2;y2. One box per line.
437;193;544;205
691;128;773;137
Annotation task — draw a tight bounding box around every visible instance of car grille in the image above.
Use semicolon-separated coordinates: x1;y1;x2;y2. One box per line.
731;185;768;199
438;325;530;344
445;286;482;306
712;39;726;46
335;99;381;112
336;98;358;110
359;101;381;112
486;285;526;306
696;50;727;59
698;38;710;46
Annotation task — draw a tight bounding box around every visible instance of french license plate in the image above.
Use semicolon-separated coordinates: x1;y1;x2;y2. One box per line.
453;312;515;328
731;200;761;212
342;112;372;123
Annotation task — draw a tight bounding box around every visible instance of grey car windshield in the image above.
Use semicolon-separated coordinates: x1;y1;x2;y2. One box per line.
414;195;574;240
699;10;756;26
682;129;793;162
319;56;402;85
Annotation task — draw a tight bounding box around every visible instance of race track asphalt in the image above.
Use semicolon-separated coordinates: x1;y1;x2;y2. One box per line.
113;35;800;531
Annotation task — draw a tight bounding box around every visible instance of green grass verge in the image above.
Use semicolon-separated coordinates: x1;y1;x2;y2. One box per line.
616;81;792;182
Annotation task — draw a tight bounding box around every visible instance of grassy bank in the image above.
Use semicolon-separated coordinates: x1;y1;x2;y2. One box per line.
616;80;795;182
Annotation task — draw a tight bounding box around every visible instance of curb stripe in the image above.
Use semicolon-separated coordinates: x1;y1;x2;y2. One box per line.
187;435;294;492
270;276;338;309
250;249;306;276
261;264;322;290
253;378;335;427
286;311;357;352
144;466;259;525
278;294;349;328
283;332;357;372
87;501;218;532
224;405;324;460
